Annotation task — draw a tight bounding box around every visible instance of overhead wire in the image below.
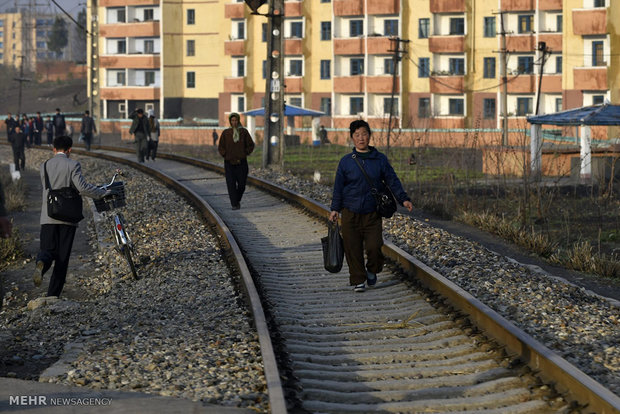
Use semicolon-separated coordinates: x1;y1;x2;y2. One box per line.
48;0;91;36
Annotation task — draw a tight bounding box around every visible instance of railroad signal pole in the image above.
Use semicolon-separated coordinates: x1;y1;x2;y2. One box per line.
245;0;284;168
386;37;409;158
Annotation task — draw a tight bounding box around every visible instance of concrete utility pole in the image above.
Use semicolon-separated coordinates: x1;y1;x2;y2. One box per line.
534;41;550;116
498;11;509;146
386;37;409;158
88;0;101;142
14;55;31;114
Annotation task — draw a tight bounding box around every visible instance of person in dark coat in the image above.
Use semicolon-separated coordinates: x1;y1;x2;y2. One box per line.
80;110;97;151
5;113;17;141
319;125;330;144
33;112;44;145
329;120;413;292
146;109;160;161
129;108;150;163
53;108;66;138
212;129;218;146
45;116;54;145
218;113;254;210
8;125;26;171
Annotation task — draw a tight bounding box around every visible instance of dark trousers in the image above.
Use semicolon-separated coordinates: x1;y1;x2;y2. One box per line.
37;224;77;297
224;159;248;207
135;133;148;162
340;208;384;285
47;133;53;145
34;131;42;145
146;140;158;160
11;146;25;171
83;132;93;151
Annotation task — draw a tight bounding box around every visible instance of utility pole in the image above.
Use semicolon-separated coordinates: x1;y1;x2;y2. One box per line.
88;0;101;142
14;55;31;114
499;10;509;146
534;41;550;116
386;37;409;158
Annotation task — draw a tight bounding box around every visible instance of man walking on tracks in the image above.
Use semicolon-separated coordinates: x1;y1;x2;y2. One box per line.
5;113;17;141
129;108;150;163
33;135;108;297
218;113;254;210
9;125;26;172
80;110;97;151
53;108;67;138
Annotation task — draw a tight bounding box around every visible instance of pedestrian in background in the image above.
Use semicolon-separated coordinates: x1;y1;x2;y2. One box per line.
5;113;17;141
9;125;26;172
329;120;413;292
146;109;160;161
53;108;66;138
80;110;97;151
129;108;150;163
33;112;44;145
319;125;330;144
45;116;54;145
33;135;108;297
27;117;35;147
218;113;254;210
212;129;218;146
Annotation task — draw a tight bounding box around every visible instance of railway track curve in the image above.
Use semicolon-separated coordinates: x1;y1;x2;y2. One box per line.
66;146;620;413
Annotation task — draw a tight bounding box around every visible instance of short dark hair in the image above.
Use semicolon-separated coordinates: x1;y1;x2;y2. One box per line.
85;110;90;115
136;108;144;114
349;120;371;138
53;135;73;151
55;108;60;112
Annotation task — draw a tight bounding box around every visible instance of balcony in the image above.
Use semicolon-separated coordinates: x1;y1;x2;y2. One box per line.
429;35;465;53
537;33;562;52
100;22;159;38
101;87;160;101
334;0;364;16
573;9;607;35
541;74;562;93
366;76;397;94
573;67;607;90
367;37;391;55
334;38;364;55
224;77;244;93
284;1;303;17
224;40;245;56
334;76;364;93
285;77;303;93
539;0;562;10
100;0;157;6
506;74;536;93
284;39;302;55
430;0;465;13
100;55;160;69
506;35;535;52
224;3;245;19
500;0;534;11
367;0;399;15
429;76;463;94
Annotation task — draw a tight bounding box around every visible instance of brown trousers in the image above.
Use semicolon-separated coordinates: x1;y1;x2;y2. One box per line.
340;208;384;285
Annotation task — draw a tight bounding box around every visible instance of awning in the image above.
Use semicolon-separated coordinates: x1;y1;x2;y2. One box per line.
527;104;620;126
243;104;325;117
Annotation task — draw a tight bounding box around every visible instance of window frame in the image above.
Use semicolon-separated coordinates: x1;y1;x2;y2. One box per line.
186;39;195;57
320;59;331;80
418;97;431;118
349;96;364;115
449;58;465;75
483;17;495;37
383;97;398;116
320;97;332;115
516;97;532;116
320;21;331;41
350;58;364;76
289;59;303;76
384;19;398;36
449;98;464;116
418;57;429;78
483;98;496;119
349;19;363;37
418;18;429;39
483;57;496;78
187;9;195;25
186;71;196;88
518;15;533;34
449;17;465;35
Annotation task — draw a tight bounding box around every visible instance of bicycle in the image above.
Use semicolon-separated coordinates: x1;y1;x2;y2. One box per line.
95;171;138;279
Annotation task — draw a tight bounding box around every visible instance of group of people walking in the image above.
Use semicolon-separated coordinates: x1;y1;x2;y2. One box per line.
129;108;160;163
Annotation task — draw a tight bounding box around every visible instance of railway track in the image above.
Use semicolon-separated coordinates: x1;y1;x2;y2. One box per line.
71;146;620;413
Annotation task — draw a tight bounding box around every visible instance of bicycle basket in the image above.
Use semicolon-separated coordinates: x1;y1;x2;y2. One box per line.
94;182;126;213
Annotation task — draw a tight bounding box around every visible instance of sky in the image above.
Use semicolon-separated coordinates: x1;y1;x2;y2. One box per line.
1;0;84;17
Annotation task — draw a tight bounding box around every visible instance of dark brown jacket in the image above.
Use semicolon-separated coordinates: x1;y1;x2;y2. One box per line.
218;127;254;163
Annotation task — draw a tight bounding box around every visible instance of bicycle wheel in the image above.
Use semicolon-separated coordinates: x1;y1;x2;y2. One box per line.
121;245;138;280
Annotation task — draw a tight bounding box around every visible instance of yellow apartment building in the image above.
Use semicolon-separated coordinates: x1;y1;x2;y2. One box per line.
89;0;619;139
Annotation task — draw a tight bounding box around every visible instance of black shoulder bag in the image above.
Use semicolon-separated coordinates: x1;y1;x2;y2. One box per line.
45;160;84;223
352;154;398;218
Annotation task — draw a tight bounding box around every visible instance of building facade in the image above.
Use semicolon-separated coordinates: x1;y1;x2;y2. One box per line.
89;0;619;137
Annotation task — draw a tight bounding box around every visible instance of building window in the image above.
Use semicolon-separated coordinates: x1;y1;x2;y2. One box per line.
384;19;398;36
556;56;562;73
321;21;331;40
592;41;605;66
186;40;195;56
289;96;302;107
290;21;303;38
518;15;533;33
117;9;126;23
237;96;245;112
593;95;605;105
516;97;532;116
449;58;465;75
350;58;364;75
594;0;605;7
350;97;364;115
236;59;245;77
449;98;464;115
262;60;267;79
321;0;331;3
418;57;429;77
556;14;562;32
144;40;154;54
117;39;126;54
289;59;303;76
320;60;330;79
187;9;195;25
262;23;268;42
418;18;429;39
483;57;495;78
119;103;126;115
555;98;562;112
483;98;496;119
234;20;245;40
384;97;398;116
383;58;395;75
350;19;363;37
483;17;495;37
143;9;154;21
517;56;534;74
116;71;126;86
186;71;195;88
449;18;464;35
145;71;155;86
320;97;331;115
418;97;430;118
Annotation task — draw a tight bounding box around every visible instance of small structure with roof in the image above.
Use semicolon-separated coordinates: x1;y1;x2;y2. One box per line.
243;104;325;145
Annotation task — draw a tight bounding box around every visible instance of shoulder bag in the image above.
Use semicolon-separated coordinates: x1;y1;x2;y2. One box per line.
352;153;398;218
45;160;84;223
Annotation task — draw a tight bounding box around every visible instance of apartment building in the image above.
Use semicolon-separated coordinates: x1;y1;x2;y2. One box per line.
89;0;619;135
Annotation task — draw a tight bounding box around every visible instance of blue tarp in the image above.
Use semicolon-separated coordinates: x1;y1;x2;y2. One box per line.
243;104;325;117
527;104;620;126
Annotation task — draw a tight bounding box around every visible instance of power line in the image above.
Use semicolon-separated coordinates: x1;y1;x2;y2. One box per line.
48;0;90;35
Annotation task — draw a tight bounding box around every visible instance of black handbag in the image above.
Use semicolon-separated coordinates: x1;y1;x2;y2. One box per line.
352;154;398;218
44;161;84;223
321;222;344;273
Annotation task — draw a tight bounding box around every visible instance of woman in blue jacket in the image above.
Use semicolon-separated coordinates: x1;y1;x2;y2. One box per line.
329;120;413;292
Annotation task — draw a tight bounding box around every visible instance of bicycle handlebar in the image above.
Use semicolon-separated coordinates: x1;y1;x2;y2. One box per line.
102;170;124;189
